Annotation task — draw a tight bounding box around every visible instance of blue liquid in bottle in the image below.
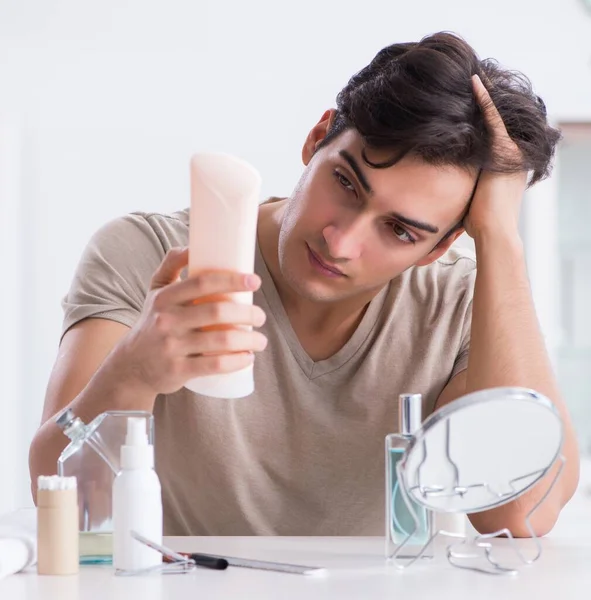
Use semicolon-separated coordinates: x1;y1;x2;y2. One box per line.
389;447;429;545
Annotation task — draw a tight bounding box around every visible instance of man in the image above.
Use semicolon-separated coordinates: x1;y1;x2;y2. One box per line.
29;32;579;537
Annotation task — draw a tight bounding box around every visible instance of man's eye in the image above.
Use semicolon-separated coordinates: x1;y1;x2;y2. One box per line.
334;171;355;192
392;223;416;244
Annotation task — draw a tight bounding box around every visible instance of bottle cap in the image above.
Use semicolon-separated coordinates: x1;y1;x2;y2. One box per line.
120;417;154;470
55;408;76;430
125;417;148;446
398;393;423;435
55;408;87;440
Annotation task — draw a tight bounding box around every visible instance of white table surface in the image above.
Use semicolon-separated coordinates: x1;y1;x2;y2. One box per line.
2;533;591;600
3;459;591;600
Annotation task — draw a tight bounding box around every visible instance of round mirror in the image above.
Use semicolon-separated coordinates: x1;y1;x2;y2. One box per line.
401;387;563;514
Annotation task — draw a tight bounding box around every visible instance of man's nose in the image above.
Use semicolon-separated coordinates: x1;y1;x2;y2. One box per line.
322;218;368;261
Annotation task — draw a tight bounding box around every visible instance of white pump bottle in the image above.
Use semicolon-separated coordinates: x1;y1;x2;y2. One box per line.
112;417;162;572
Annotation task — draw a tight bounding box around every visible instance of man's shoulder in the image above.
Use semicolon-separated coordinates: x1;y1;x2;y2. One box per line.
76;209;190;285
126;209;190;238
433;244;477;277
91;209;189;252
131;209;190;227
391;244;476;309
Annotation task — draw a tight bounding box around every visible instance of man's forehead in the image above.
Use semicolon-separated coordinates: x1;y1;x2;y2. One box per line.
325;128;476;223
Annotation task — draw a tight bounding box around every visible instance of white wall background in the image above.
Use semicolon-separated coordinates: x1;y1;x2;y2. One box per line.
1;0;591;514
555;138;591;454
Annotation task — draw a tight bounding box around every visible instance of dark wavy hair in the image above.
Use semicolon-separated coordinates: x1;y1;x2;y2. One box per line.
320;32;561;187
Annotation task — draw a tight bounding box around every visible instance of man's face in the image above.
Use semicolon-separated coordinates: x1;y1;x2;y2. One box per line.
277;126;477;303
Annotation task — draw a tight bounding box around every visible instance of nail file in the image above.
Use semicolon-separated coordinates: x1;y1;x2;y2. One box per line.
192;553;326;576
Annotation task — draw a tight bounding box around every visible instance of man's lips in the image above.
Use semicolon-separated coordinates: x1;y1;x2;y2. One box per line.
306;244;346;276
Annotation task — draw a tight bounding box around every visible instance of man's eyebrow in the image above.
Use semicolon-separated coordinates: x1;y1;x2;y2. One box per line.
339;150;373;194
388;212;440;234
339;149;440;234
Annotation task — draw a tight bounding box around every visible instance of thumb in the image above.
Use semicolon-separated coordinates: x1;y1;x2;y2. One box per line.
150;246;189;290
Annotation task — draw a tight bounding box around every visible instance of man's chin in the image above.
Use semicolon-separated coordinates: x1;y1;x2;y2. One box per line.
285;273;349;303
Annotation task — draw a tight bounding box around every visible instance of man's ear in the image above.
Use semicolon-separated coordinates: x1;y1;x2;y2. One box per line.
414;228;465;267
302;109;337;165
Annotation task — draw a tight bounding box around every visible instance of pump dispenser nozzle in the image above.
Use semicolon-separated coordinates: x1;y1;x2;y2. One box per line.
120;417;153;470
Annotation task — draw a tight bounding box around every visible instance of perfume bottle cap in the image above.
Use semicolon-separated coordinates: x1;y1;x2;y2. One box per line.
55;407;87;439
399;393;423;435
55;408;76;430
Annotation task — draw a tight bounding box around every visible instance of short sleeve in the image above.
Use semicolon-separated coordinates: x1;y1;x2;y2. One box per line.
60;213;167;342
445;249;477;381
449;297;473;380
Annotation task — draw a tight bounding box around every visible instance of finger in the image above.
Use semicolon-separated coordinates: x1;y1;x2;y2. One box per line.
185;351;255;376
471;74;510;140
173;302;266;332
150;247;189;290
155;270;261;307
181;329;268;356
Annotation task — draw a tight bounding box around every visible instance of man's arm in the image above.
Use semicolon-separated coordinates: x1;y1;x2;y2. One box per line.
434;75;580;537
29;319;155;504
29;248;267;503
435;235;579;536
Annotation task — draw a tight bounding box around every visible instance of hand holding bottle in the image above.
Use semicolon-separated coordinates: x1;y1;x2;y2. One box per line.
113;247;267;396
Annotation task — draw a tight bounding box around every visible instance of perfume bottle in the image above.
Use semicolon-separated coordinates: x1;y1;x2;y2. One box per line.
56;409;154;565
385;393;434;560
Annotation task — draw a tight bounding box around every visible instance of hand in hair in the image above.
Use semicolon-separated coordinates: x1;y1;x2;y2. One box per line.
463;74;528;241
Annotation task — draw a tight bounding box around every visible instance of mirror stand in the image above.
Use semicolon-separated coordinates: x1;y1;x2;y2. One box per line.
388;454;566;575
385;387;566;576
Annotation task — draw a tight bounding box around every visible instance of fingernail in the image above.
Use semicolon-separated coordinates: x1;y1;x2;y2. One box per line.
245;274;261;289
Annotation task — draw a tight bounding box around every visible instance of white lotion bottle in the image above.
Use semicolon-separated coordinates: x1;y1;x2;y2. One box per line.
112;417;162;572
184;152;262;399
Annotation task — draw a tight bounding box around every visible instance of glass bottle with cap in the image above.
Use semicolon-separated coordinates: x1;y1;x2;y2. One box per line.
385;393;434;559
55;408;154;564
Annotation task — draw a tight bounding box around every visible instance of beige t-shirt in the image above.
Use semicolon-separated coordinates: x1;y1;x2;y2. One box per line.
61;208;476;535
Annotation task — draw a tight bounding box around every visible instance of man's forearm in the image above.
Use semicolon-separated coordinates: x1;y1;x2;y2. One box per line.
465;228;580;536
28;352;157;503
